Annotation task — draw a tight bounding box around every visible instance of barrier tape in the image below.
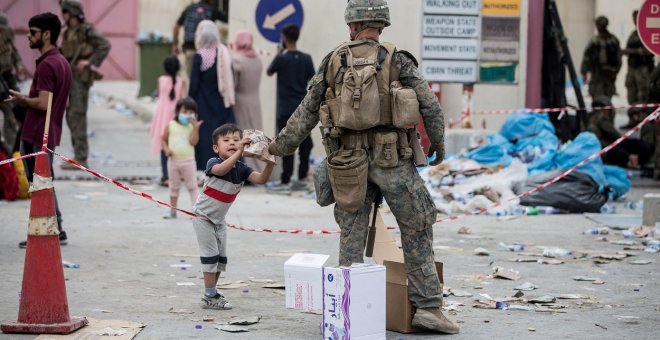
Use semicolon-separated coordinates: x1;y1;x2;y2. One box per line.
436;108;660;223
0;151;46;167
227;223;397;235
463;102;660;117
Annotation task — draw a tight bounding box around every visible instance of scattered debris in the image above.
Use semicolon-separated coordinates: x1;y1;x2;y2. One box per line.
493;267;521;280
168;308;194;314
528;327;536;332
537;258;564;265
592;280;606;285
629;259;653;265
249;278;274;283
514;282;539;291
170;264;192;268
449;288;473;297
595;323;607;330
94;327;127;336
610;240;637;246
527;295;556;303
614;315;640;324
473;247;490;256
458;226;472;234
262;283;285;289
513;291;525;298
556;294;593;300
229;316;261;325
176;282;196;286
572;276;599;282
593;259;611;264
215;325;249;332
203;315;216;322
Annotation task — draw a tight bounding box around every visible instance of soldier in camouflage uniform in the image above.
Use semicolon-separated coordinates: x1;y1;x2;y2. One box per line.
0;12;27;153
60;0;111;169
581;16;622;118
268;0;458;334
622;10;655;129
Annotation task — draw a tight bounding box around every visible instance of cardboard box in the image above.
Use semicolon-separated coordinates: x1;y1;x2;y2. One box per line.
284;253;329;311
370;211;444;333
322;264;386;340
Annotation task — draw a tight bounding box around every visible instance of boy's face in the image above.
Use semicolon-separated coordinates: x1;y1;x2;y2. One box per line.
213;131;242;159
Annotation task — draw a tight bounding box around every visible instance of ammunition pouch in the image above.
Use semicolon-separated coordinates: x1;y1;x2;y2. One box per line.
327;148;368;213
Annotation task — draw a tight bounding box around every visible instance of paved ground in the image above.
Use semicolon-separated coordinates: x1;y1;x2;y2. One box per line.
0;82;658;339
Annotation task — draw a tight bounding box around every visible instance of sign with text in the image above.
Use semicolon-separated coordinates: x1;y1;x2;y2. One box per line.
422;37;479;60
423;0;480;15
482;0;521;17
638;0;660;55
423;15;480;37
481;17;520;41
480;40;519;61
422;60;479;82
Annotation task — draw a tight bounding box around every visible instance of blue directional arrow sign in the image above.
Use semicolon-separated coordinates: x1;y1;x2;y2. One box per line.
255;0;304;43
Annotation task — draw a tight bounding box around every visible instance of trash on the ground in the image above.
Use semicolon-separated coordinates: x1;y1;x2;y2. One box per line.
203;315;215;322
215;325;249;332
497;242;525;252
528;327;536;332
515;282;539;291
511;258;537;262
615;251;637;257
249;278;274;283
610;240;637;246
228;316;261;325
170;264;192;268
538;258;564;265
94;327;127;336
473;247;490;256
62;260;80;269
262;283;285;289
614;315;640;324
583;227;610;235
513;291;525;298
496;302;531;311
624;245;645;250
527;295;556;303
572;276;599;282
556;294;594;300
195;324;203;329
449;288;473;297
632;225;655;238
584;213;642;229
473;300;497;309
493;267;521;280
595;323;607;330
176;282;196;286
542;248;573;257
458;226;472;234
443;302;464;312
629;259;653;265
73;194;90;201
591;254;627;261
593;259;611;264
168;308;194;314
592;279;605;285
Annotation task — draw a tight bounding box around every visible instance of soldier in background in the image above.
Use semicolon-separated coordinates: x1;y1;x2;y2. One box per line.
0;12;28;153
268;0;458;334
581;16;622;116
622;10;655;129
59;0;111;169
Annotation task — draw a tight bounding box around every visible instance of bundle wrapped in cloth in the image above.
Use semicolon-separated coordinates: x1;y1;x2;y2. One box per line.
243;129;276;164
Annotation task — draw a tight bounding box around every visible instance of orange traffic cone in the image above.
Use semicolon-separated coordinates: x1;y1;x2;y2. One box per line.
1;152;88;334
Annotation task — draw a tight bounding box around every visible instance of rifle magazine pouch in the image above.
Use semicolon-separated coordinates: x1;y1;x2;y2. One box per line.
391;81;420;128
373;131;399;168
327;149;368;213
313;158;335;207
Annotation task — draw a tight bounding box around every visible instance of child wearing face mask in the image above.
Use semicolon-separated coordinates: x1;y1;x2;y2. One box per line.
161;97;203;219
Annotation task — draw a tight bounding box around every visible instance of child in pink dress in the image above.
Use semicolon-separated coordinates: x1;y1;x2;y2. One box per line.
149;55;185;186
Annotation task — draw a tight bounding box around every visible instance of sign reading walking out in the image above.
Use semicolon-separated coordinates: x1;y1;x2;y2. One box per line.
638;0;660;55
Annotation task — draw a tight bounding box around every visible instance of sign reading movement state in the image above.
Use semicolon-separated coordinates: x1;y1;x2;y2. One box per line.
421;0;481;82
638;0;660;55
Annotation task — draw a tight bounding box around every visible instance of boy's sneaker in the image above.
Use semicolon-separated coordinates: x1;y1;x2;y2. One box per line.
201;293;232;310
266;182;292;195
19;231;67;249
163;210;177;219
290;179;309;191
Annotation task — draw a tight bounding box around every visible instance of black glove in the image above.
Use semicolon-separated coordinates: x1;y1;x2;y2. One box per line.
427;143;444;166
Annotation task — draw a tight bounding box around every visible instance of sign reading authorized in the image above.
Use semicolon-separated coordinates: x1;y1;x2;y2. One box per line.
482;0;520;17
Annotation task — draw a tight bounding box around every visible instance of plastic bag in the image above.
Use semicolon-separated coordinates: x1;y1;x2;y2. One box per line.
499;112;555;142
554;132;606;189
603;165;630;200
242;129;276;165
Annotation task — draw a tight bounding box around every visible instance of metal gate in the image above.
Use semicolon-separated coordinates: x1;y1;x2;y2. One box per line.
1;0;137;80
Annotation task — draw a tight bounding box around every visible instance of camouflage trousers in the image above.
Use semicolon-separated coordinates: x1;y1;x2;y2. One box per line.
66;79;90;161
334;158;443;308
626;66;652;117
588;73;616;100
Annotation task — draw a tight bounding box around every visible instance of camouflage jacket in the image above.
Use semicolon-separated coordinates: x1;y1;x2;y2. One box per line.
269;39;444;157
61;22;111;69
580;32;622;76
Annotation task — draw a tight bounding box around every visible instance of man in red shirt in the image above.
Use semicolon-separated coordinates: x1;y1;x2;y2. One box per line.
7;12;72;248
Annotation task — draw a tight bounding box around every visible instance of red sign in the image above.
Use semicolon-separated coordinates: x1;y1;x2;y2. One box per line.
639;0;660;55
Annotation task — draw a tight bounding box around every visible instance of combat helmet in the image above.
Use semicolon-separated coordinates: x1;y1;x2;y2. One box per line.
61;0;85;20
345;0;391;27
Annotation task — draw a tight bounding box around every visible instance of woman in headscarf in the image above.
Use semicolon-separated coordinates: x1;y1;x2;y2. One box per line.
229;30;264;172
189;20;235;170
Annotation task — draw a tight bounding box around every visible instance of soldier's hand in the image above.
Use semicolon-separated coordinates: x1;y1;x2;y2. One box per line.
268;141;281;156
76;60;90;72
427;143;444;166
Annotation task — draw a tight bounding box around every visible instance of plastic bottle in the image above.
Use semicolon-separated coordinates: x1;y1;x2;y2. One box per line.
497;242;525;252
508;206;525;216
622;230;635;239
623;201;644;211
583;227;610;235
62;260;80;269
536;206;560;214
525;207;539;216
600;203;616;214
495;301;509;309
542;248;573;257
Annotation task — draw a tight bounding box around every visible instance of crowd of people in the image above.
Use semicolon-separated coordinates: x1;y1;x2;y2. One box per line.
580;11;660;179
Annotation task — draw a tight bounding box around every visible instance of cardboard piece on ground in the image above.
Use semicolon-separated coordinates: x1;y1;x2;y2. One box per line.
370;211;444;333
284;253;330;311
322;264;386;339
34;318;145;340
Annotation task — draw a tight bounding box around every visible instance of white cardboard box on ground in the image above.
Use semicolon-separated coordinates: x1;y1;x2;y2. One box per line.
284;253;330;311
322;264;386;340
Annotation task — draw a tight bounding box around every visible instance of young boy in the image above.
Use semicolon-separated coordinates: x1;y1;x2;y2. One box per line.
192;124;274;309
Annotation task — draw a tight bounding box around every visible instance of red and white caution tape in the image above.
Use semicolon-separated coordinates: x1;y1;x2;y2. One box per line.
0;151;46;167
468;102;660;116
436;108;660;223
227;224;396;235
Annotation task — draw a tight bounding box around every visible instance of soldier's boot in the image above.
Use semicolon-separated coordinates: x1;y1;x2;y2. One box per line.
411;307;460;334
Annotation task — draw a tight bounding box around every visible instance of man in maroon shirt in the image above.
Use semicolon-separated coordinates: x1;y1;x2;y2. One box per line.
7;12;72;248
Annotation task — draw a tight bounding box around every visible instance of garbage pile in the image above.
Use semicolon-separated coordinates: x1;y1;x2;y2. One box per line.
422;112;632;215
